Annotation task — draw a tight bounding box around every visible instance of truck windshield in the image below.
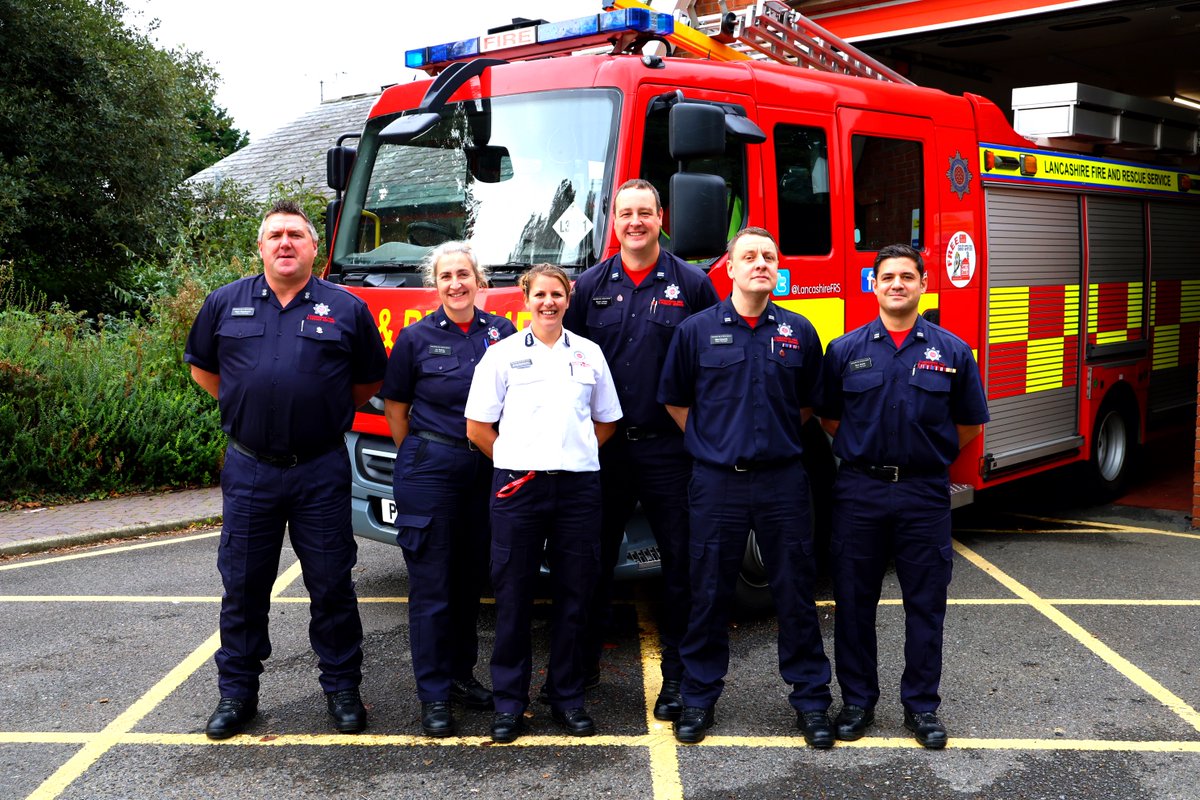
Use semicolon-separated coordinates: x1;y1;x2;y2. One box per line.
332;89;619;284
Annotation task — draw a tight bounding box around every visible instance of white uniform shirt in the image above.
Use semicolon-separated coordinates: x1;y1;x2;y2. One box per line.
466;328;623;472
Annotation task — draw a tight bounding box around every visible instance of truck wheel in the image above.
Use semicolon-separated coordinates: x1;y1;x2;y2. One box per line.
1089;397;1137;499
734;531;774;614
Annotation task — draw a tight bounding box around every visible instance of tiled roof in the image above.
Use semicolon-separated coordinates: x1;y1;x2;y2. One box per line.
187;93;381;202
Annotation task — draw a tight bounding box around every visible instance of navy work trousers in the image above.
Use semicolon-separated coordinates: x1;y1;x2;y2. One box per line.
489;469;601;715
681;460;831;712
216;444;362;698
831;468;953;713
392;435;492;702
588;433;692;681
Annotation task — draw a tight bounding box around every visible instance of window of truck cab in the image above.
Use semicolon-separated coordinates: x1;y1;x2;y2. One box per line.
851;134;923;251
331;89;620;284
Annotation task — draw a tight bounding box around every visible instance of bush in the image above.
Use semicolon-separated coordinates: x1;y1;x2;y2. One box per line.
0;279;226;503
0;179;336;505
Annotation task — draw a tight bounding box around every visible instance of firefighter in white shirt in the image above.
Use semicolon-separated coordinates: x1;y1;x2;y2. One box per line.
465;264;623;744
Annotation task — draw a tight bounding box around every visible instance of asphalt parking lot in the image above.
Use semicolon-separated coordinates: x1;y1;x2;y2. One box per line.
2;479;1199;800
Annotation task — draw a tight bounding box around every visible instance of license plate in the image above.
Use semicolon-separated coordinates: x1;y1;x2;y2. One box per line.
380;498;398;525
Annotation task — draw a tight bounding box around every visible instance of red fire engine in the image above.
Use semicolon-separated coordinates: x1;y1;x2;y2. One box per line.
322;0;1200;601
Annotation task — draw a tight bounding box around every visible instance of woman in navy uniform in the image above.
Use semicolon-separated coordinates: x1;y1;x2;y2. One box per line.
381;241;516;737
657;227;833;747
819;243;988;749
465;264;623;744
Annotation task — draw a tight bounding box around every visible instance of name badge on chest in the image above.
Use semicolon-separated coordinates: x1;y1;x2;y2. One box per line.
592;296;613;308
710;334;734;345
510;358;533;369
849;357;872;371
428;345;452;356
231;307;255;317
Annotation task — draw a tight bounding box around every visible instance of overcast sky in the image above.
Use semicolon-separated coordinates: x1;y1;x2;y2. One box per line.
122;0;672;142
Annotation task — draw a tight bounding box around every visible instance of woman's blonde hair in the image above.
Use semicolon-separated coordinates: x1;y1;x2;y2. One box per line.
518;263;571;298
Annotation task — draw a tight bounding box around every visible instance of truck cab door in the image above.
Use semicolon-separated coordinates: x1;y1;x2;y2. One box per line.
836;108;939;331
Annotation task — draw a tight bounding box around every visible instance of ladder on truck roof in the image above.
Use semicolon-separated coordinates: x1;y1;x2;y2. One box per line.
407;0;911;84
613;0;912;84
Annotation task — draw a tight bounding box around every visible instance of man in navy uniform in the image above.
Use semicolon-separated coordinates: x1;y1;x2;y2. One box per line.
657;227;833;747
186;200;387;739
563;178;718;719
819;243;988;749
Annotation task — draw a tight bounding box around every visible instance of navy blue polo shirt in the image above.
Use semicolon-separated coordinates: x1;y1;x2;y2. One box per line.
563;249;718;432
379;306;516;439
657;297;824;466
819;316;989;470
184;274;387;457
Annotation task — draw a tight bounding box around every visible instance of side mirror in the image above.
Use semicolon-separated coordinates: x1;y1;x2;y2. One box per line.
326;146;356;192
669;103;725;161
466;144;511;183
668;172;728;260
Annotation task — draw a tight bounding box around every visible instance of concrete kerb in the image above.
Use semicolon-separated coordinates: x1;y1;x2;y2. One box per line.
0;515;222;557
0;486;224;558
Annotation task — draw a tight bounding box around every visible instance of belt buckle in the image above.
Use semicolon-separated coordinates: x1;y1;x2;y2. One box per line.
734;463;750;472
467;440;479;452
881;465;900;482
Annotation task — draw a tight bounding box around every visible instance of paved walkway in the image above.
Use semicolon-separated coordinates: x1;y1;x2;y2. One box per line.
0;487;222;557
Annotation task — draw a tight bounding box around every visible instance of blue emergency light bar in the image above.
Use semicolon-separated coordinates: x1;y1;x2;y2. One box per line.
405;8;674;71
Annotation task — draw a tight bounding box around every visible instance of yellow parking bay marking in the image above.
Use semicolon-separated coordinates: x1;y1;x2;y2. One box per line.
959;515;1200;541
26;559;304;800
636;604;685;800
954;539;1200;734
0;531;220;571
6;730;1199;754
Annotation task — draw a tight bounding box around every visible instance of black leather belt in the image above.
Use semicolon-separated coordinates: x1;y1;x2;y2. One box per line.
229;437;341;468
624;426;672;441
701;458;798;473
843;463;944;483
413;430;478;451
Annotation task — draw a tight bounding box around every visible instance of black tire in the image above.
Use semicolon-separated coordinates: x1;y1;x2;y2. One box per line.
1088;396;1138;499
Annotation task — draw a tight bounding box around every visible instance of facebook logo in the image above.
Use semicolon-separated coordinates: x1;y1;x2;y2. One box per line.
861;268;876;292
774;269;790;296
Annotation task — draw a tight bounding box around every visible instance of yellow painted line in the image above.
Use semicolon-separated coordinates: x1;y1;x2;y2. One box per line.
0;530;220;571
1004;515;1200;539
8;730;1199;753
956;526;1200;541
121;732;662;747
6;594;1193;607
634;601;684;800
0;595;222;603
1047;599;1200;606
692;735;1200;752
954;540;1200;734
26;559;304;800
0;732;94;745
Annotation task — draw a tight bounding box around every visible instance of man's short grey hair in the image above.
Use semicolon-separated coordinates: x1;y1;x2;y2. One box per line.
258;200;318;244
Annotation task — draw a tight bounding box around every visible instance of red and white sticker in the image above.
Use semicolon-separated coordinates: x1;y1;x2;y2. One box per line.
945;231;976;288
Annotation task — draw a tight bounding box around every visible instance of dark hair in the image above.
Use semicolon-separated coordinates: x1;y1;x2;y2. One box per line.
874;243;924;276
614;178;662;212
726;225;778;257
259;200;318;243
519;263;572;298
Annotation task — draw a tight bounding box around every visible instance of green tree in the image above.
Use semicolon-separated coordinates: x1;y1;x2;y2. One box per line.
0;0;246;314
